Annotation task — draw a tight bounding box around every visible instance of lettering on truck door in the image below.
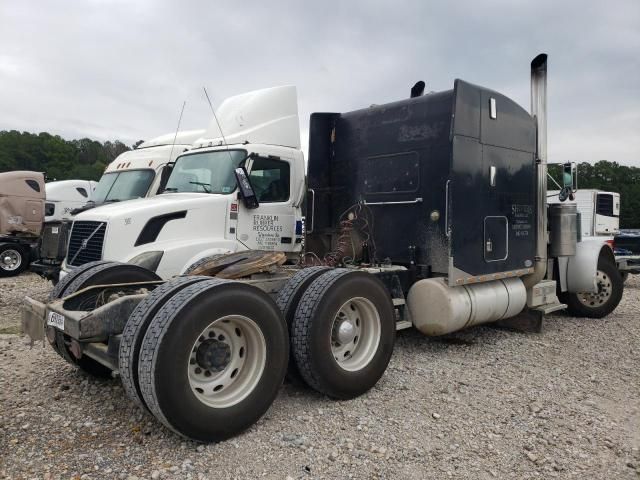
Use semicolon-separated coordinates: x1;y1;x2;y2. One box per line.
236;156;296;251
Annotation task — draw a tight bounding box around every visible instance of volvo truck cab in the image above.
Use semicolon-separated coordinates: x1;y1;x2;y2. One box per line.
33;130;205;282
60;86;305;279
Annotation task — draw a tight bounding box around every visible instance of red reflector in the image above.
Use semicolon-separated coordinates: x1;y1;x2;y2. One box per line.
605;239;614;249
230;203;238;212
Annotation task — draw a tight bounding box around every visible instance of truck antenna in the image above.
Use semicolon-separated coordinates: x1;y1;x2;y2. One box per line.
203;87;231;149
203;87;237;169
168;100;186;163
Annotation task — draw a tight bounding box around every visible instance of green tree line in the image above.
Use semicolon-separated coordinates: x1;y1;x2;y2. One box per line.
1;132;638;228
0;130;135;181
549;161;640;229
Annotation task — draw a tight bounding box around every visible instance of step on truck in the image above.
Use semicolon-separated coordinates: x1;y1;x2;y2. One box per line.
22;54;624;442
32;129;205;282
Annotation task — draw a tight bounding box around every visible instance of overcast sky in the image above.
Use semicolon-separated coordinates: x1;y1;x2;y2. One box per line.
1;0;638;164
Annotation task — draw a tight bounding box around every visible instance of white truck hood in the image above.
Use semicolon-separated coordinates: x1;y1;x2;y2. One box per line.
70;193;233;270
74;193;217;221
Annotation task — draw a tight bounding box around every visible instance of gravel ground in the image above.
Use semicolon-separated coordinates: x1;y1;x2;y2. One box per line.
1;272;639;479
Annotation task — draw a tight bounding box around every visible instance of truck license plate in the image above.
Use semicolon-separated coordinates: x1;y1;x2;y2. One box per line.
47;311;65;330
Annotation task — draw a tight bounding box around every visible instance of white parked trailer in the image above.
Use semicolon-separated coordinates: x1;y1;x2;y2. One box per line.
548;189;620;237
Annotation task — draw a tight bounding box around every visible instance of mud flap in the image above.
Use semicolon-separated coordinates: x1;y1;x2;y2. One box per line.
21;297;47;344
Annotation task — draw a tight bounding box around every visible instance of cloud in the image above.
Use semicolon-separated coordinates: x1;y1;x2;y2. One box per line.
0;0;638;164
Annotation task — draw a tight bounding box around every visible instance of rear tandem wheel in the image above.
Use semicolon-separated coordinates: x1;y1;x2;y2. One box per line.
119;275;212;410
274;266;330;382
291;269;396;399
137;279;289;442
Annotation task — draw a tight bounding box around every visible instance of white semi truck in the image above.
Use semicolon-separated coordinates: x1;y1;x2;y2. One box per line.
22;54;624;443
44;180;98;222
59;86;305;279
33;130;205;281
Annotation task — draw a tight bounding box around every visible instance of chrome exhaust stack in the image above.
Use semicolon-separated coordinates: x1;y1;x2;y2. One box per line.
523;53;549;288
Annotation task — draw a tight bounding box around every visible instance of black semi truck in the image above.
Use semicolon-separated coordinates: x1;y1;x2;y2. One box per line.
22;54;623;442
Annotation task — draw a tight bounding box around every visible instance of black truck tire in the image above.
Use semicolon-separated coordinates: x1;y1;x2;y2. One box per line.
275;266;330;382
49;262;161;378
119;275;211;411
138;279;288;442
183;254;225;275
49;260;111;300
46;260;114;356
561;256;624;319
291;269;396;400
0;243;28;277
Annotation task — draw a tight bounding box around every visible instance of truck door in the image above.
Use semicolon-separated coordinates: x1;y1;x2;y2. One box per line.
235;156;298;251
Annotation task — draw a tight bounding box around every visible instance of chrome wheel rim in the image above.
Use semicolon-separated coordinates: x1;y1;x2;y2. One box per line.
577;269;613;308
330;297;381;372
1;249;21;271
187;315;266;408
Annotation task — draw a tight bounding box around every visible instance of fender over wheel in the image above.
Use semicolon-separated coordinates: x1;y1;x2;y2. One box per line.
561;256;623;318
48;261;161;377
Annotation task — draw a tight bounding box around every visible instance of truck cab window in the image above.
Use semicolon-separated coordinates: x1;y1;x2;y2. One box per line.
93;169;155;203
249;157;290;203
363;152;420;194
25;179;41;192
164;150;246;194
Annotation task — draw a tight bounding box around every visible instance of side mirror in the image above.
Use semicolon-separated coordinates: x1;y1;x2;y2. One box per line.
157;162;175;193
562;163;572;188
234;167;259;209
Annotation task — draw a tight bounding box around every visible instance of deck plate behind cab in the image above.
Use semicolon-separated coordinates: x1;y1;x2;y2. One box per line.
189;251;286;279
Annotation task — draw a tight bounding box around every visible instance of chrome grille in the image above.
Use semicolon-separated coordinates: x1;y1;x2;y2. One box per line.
67;221;106;266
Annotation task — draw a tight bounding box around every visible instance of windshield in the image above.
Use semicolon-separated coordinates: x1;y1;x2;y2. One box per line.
92;169;155;203
164;150;246;194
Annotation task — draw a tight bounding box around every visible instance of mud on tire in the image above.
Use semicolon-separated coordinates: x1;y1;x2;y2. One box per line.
291;269;396;400
119;275;211;410
138;279;288;442
275;266;329;382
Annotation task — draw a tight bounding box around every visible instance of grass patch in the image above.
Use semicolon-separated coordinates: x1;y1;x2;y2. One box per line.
0;325;21;335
